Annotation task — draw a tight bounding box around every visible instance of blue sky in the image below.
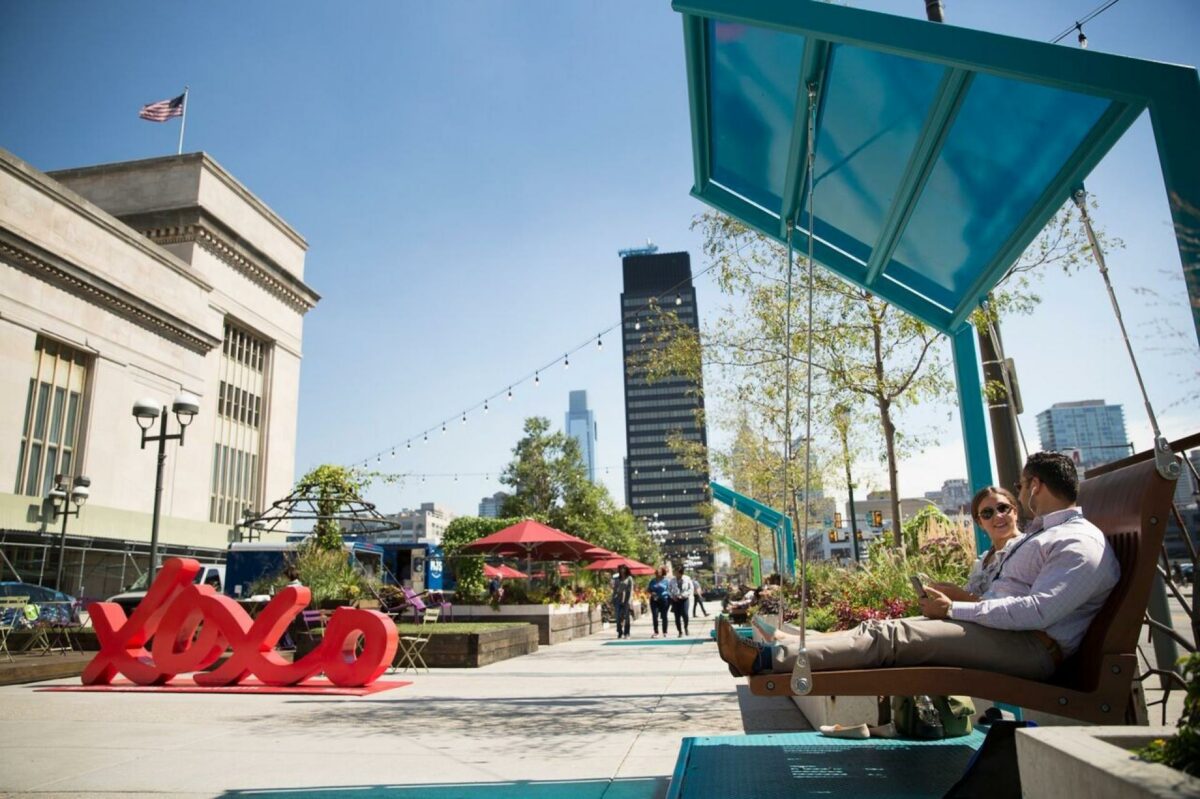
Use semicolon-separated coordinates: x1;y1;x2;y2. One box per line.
2;1;1198;518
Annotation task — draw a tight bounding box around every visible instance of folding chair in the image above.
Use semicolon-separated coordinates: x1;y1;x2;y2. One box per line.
0;596;27;663
395;607;439;674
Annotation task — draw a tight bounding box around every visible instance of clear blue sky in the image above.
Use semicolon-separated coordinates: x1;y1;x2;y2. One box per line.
2;1;1197;517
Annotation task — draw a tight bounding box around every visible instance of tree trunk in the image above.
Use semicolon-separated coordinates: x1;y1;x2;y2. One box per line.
879;396;903;547
870;305;904;547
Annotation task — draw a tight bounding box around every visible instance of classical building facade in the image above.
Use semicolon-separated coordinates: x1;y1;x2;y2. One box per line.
0;149;318;597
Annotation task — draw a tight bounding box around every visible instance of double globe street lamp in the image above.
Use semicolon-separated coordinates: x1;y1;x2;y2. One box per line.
47;474;90;592
132;392;199;583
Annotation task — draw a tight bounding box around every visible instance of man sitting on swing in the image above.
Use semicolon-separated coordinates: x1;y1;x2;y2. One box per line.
717;452;1119;682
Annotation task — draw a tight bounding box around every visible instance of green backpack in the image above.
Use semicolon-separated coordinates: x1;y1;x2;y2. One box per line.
891;695;975;739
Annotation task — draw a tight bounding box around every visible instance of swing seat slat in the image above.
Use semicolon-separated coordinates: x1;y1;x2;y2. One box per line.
747;456;1178;724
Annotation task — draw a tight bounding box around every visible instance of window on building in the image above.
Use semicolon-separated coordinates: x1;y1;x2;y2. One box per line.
15;338;89;497
210;322;270;525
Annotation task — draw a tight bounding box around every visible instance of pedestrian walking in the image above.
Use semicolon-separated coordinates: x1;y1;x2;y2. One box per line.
668;565;693;637
648;567;671;638
692;576;709;617
612;564;634;639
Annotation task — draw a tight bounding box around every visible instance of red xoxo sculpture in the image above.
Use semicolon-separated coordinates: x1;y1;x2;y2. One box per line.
83;557;398;687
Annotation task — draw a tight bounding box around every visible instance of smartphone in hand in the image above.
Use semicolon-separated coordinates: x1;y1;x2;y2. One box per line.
910;575;927;598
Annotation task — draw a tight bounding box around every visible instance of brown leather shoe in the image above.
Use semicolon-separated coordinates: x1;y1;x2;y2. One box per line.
716;619;762;677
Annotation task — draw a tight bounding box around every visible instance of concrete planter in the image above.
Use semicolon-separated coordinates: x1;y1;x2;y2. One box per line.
1016;726;1200;798
453;603;602;645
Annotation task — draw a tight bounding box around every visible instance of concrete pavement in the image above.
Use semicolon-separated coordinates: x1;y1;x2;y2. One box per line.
0;612;807;798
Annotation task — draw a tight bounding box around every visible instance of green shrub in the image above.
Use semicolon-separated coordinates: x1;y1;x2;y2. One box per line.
1138;652;1200;777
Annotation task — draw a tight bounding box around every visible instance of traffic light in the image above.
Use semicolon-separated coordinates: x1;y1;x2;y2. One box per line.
872;510;883;527
856;530;864;540
834;512;843;528
828;530;837;543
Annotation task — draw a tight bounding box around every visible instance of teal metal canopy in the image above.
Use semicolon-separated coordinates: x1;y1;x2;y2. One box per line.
674;0;1200;338
710;480;795;578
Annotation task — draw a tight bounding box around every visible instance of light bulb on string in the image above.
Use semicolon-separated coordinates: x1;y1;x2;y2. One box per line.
634;319;640;331
406;441;411;450
675;294;682;306
1076;22;1088;48
534;371;540;386
563;354;569;370
596;335;602;351
390;448;395;459
441;422;446;434
461;412;467;425
484;400;489;414
376;455;381;464
507;387;513;400
423;432;428;443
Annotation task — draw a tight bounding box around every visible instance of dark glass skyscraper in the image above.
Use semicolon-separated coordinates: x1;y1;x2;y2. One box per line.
620;251;712;567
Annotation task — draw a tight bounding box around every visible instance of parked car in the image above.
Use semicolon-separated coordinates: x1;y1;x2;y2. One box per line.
106;563;225;615
0;581;79;625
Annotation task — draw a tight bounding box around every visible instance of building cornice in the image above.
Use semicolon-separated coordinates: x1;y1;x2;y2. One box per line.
0;148;213;293
0;228;220;355
138;213;320;314
47;151;308;252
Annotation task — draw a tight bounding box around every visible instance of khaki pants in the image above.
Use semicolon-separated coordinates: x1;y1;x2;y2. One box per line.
772;617;1057;682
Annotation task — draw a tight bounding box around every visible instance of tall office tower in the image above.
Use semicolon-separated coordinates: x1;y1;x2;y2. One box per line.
565;390;597;483
621;251;712;568
478;491;510;518
1036;400;1130;472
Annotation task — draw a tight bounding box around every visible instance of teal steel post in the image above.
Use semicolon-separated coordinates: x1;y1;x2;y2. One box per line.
952;325;994;555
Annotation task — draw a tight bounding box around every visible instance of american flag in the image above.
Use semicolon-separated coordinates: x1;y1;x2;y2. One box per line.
139;93;186;122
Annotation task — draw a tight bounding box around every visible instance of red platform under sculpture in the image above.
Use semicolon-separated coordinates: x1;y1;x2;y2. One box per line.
75;557;400;692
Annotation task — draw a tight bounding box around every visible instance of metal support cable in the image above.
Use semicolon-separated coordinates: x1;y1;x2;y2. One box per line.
1072;188;1181;481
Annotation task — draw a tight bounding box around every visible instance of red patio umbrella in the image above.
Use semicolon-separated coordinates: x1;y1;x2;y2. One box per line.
484;564;528;579
585;556;655;576
583;546;620;561
463;520;597;575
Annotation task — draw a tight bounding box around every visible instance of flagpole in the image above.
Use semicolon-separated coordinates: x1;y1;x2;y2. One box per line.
177;86;189;155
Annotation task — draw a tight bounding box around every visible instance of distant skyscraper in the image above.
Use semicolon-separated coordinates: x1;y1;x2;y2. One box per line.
621;250;712;567
1036;400;1130;472
565;390;597;483
478;491;510;519
939;479;971;514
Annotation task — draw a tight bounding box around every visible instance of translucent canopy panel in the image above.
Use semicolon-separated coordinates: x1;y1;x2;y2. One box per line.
677;0;1200;336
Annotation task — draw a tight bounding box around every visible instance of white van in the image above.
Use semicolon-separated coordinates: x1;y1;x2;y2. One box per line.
106;563;226;615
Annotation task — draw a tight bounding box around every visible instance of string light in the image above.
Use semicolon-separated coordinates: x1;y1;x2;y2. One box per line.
343;252;728;470
1076;22;1088;48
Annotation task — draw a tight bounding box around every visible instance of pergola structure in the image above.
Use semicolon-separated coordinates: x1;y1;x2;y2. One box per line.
673;0;1200;548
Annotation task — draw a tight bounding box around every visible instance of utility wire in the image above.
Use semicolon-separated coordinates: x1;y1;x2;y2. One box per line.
1050;0;1122;43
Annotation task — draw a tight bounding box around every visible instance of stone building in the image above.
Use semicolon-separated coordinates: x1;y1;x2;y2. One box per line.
0;149;318;597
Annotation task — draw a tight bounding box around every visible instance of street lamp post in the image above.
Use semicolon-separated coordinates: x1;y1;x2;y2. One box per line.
47;474;90;592
133;393;199;583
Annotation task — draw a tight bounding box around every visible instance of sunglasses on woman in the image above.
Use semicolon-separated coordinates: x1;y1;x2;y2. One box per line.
978;503;1014;521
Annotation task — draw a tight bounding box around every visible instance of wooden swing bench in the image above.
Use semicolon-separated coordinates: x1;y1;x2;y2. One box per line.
748;456;1179;724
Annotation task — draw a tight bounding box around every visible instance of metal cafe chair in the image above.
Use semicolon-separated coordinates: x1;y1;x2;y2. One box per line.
395;607;439;674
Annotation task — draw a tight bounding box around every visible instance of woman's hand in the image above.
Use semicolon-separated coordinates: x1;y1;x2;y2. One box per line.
919;586;953;619
928;582;978;603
